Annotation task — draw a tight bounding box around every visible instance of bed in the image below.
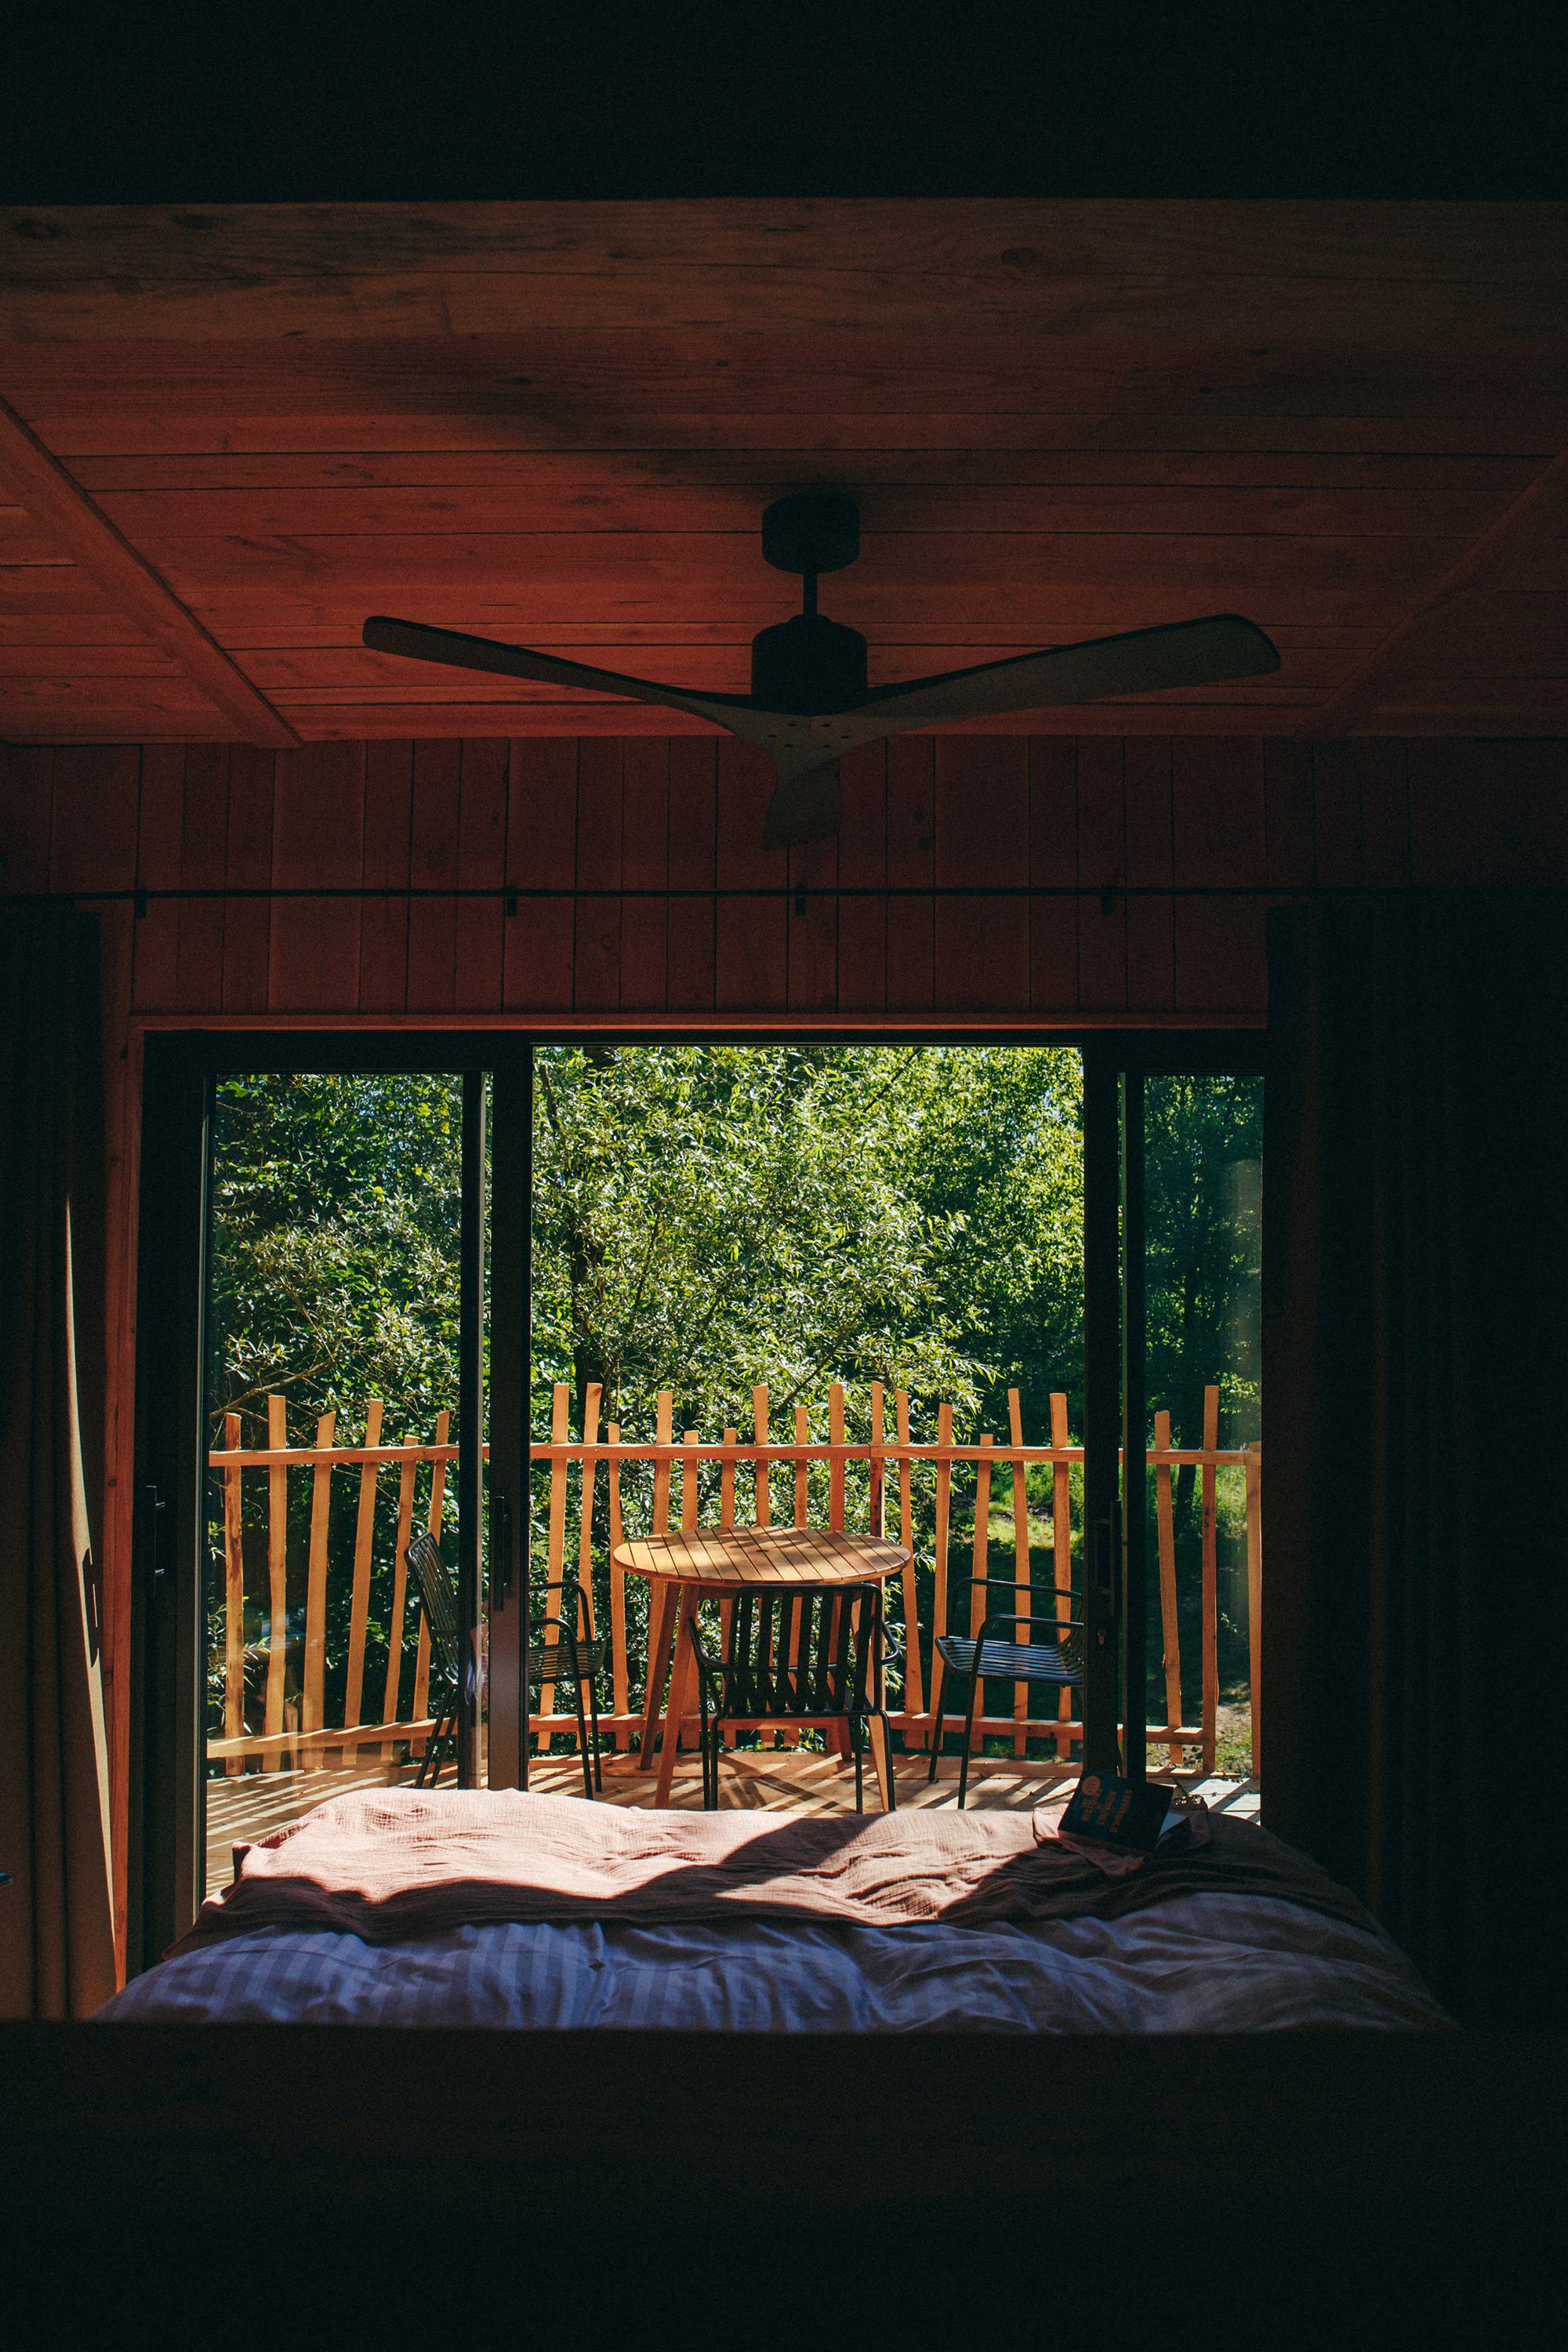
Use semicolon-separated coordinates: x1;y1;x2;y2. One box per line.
99;1786;1450;2032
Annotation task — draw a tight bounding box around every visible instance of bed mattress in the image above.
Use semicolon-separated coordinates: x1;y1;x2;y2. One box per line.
99;1788;1451;2033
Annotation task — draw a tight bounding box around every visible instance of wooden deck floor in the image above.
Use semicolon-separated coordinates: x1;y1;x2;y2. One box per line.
205;1750;1260;1898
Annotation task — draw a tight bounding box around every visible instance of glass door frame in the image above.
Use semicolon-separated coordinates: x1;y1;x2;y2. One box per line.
1082;1033;1269;1785
130;1029;532;1971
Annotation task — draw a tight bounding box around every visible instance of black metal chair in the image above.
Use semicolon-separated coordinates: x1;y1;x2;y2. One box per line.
687;1583;898;1812
527;1581;607;1799
926;1575;1086;1808
403;1531;466;1791
405;1533;607;1797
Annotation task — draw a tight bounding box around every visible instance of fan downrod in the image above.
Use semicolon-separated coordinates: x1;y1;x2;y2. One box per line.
760;494;860;578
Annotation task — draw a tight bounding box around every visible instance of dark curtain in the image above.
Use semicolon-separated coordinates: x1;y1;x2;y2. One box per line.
1264;896;1568;2027
0;906;116;2017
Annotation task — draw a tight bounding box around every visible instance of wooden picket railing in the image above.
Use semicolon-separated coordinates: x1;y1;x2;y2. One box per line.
207;1380;1259;1778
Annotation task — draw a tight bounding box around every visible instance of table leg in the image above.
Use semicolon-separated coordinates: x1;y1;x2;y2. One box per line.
638;1581;678;1770
654;1584;699;1808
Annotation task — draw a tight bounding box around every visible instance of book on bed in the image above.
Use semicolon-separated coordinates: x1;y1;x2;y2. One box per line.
1059;1773;1175;1853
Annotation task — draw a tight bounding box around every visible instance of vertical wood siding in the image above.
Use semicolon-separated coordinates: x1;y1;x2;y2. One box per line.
5;735;1566;1025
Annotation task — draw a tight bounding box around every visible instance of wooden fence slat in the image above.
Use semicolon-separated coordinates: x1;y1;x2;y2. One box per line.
537;1385;570;1732
895;1388;923;1730
934;1399;953;1750
411;1410;449;1755
344;1399;382;1730
793;1404;810;1528
718;1427;737;1657
1155;1407;1183;1772
969;1433;993;1753
578;1385;601;1641
1201;1385;1219;1775
1007;1390;1029;1757
265;1395;289;1755
829;1382;846;1530
681;1431;699;1532
1051;1392;1073;1763
1246;1439;1262;1777
637;1392;677;1771
869;1383;884;1538
302;1410;336;1772
608;1421;628;1751
222;1410;245;1776
753;1385;770;1526
381;1449;417;1757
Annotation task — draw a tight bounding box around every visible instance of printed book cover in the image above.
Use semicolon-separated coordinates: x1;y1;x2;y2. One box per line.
1059;1771;1175;1853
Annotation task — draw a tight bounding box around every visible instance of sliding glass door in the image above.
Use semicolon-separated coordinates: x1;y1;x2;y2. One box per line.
133;1036;529;1965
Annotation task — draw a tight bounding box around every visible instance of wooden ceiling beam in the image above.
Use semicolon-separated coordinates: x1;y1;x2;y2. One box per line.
1306;446;1568;736
0;393;298;746
2;201;1564;341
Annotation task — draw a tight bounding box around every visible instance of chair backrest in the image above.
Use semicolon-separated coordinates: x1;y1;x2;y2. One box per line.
405;1531;462;1686
719;1584;880;1719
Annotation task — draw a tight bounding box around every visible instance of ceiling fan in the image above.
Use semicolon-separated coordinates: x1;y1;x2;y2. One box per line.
363;493;1280;851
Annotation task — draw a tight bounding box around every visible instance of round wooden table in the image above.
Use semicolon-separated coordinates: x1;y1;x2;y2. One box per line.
614;1525;911;1806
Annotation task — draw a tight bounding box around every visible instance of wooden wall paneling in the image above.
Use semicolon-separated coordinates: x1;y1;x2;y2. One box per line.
884;735;935;1011
1477;739;1568;884
358;740;412;1012
1356;741;1413;885
714;739;786;1011
571;739;623;1011
456;739;509;1011
222;746;274;1012
0;744;53;894
174;744;230;1011
1171;739;1268;1013
575;739;625;1007
1309;741;1364;884
618;737;670;1011
1027;738;1077;1011
267;742;365;1011
574;738;623;895
405;741;460;1012
49;742;140;899
504;739;576;1013
666;738;717;1012
1123;738;1175;1013
786;829;838;1013
934;738;1029;1011
835;742;887;1013
1262;739;1317;886
1075;738;1127;1011
131;745;181;1011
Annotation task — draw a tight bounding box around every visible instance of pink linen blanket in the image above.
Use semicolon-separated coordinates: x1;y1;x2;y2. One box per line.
170;1788;1374;1956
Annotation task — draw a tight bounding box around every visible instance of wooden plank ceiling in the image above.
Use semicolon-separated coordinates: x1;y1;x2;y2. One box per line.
1;201;1566;746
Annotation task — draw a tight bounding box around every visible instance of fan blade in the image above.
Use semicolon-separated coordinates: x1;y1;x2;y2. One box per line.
361;616;754;724
857;615;1280;724
762;759;841;851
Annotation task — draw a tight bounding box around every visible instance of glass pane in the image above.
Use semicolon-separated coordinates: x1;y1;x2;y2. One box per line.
1142;1073;1263;1787
203;1071;465;1896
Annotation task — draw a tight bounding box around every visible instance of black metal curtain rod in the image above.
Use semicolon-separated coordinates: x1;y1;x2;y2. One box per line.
7;882;1564;909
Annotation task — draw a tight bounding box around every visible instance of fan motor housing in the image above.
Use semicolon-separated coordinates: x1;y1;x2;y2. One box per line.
750;613;868;712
